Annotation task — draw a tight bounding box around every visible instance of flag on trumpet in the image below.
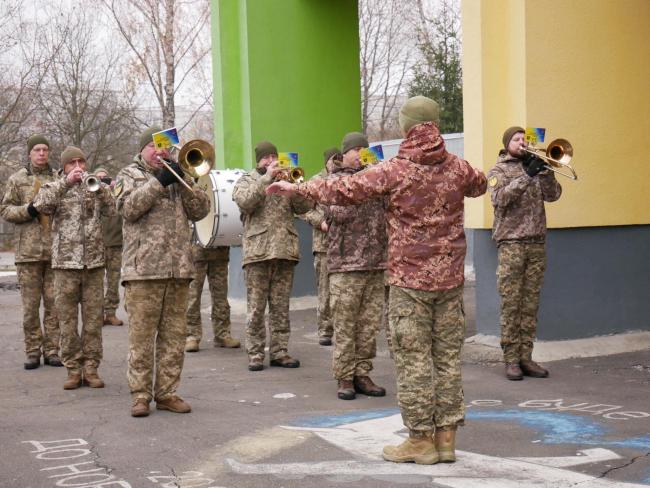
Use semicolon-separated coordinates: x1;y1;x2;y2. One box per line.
525;127;546;145
360;145;384;165
153;127;180;150
278;152;299;168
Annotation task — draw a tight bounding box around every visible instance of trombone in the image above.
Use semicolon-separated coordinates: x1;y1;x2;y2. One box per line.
523;138;578;180
157;139;214;192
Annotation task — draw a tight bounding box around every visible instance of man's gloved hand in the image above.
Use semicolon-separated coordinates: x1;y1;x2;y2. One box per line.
100;176;112;185
155;161;184;187
522;154;545;177
27;202;39;219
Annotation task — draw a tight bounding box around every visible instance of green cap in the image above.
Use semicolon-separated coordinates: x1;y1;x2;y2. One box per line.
61;146;87;167
502;126;525;149
27;134;50;154
341;132;368;154
139;126;162;151
255;140;278;163
398;96;440;134
323;146;341;164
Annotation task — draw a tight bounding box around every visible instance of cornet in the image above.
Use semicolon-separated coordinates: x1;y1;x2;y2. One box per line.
523;138;577;180
275;167;305;183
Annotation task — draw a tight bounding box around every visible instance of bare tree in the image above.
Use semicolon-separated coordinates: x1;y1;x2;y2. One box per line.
99;0;212;129
359;0;418;141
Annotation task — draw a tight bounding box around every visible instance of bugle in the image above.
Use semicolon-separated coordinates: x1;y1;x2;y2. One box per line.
523;138;577;180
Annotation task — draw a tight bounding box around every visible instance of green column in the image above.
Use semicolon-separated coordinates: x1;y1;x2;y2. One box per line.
211;0;361;175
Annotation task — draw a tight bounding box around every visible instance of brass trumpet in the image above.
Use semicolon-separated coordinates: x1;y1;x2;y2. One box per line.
276;166;305;183
523;138;577;180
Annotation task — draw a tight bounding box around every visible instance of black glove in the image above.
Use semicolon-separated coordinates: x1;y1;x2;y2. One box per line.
27;202;39;219
155;161;184;187
100;176;112;185
522;154;545;177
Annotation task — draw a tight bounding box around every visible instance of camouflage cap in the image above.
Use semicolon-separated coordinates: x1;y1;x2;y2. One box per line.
139;126;162;151
27;134;50;153
255;140;278;163
502;126;525;149
341;132;368;154
399;96;440;134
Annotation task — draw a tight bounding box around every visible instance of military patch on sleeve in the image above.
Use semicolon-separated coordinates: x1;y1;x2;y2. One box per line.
488;176;498;188
113;179;124;198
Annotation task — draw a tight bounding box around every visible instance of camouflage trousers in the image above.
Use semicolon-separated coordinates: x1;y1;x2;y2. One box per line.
125;279;190;402
329;270;384;380
389;284;466;433
103;245;122;316
244;259;294;361
186;259;232;342
497;241;546;363
314;252;332;339
54;268;104;370
16;261;59;357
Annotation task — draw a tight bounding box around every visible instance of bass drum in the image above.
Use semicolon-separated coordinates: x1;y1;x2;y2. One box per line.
194;169;246;247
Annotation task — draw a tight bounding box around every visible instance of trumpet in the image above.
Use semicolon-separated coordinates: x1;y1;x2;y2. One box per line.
523;138;577;180
81;172;101;192
275;166;305;183
157;139;215;192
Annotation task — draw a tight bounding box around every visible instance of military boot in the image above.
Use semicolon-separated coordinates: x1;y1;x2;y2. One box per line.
103;315;123;326
44;354;63;367
24;354;40;370
63;370;82;390
156;395;191;413
82;367;105;388
185;338;200;353
505;362;523;380
353;375;386;397
520;359;549;378
131;398;150;418
382;431;438;464
318;337;332;346
434;426;457;463
337;379;355;400
214;336;241;348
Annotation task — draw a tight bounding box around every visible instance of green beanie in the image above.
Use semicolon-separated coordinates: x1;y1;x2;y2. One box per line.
139;126;162;151
323;146;341;164
255;140;278;163
61;146;87;167
94;166;109;176
27;134;50;154
398;96;440;134
502;126;525;149
341;132;369;154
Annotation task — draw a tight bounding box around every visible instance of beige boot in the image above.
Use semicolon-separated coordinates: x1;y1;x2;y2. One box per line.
82;367;105;388
434;426;457;463
382;431;438;464
214;336;241;348
185;338;200;353
63;370;82;390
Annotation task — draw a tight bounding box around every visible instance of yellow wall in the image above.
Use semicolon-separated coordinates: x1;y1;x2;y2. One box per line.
462;0;650;228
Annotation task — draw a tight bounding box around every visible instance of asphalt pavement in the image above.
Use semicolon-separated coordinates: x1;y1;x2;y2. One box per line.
1;273;649;488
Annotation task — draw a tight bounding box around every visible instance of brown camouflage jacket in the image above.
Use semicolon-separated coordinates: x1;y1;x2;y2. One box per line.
191;242;229;262
115;155;210;282
325;167;387;273
297;122;487;292
0;164;56;263
33;175;116;270
232;168;312;266
298;169;328;254
487;153;562;243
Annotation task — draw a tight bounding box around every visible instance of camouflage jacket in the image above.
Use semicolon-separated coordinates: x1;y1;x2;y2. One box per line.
102;213;123;247
487;153;562;243
115;155;210;282
33;175;116;270
297;122;487;292
325;167;387;273
298;169;328;254
191;242;229;262
0;164;56;263
232;168;312;266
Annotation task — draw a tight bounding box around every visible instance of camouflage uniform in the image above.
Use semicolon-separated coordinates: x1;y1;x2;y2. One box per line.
33;176;116;371
0;164;60;359
298;169;332;340
116;155;209;402
488;152;562;362
232;168;311;362
102;213;123;317
297;122;487;431
326;166;387;381
186;244;232;343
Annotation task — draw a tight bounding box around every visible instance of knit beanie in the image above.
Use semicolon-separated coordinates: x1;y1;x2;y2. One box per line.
94;166;109;176
61;146;87;167
27;134;50;153
502;126;525;149
399;96;440;134
341;132;369;154
255;141;278;163
139;126;162;151
323;146;341;163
